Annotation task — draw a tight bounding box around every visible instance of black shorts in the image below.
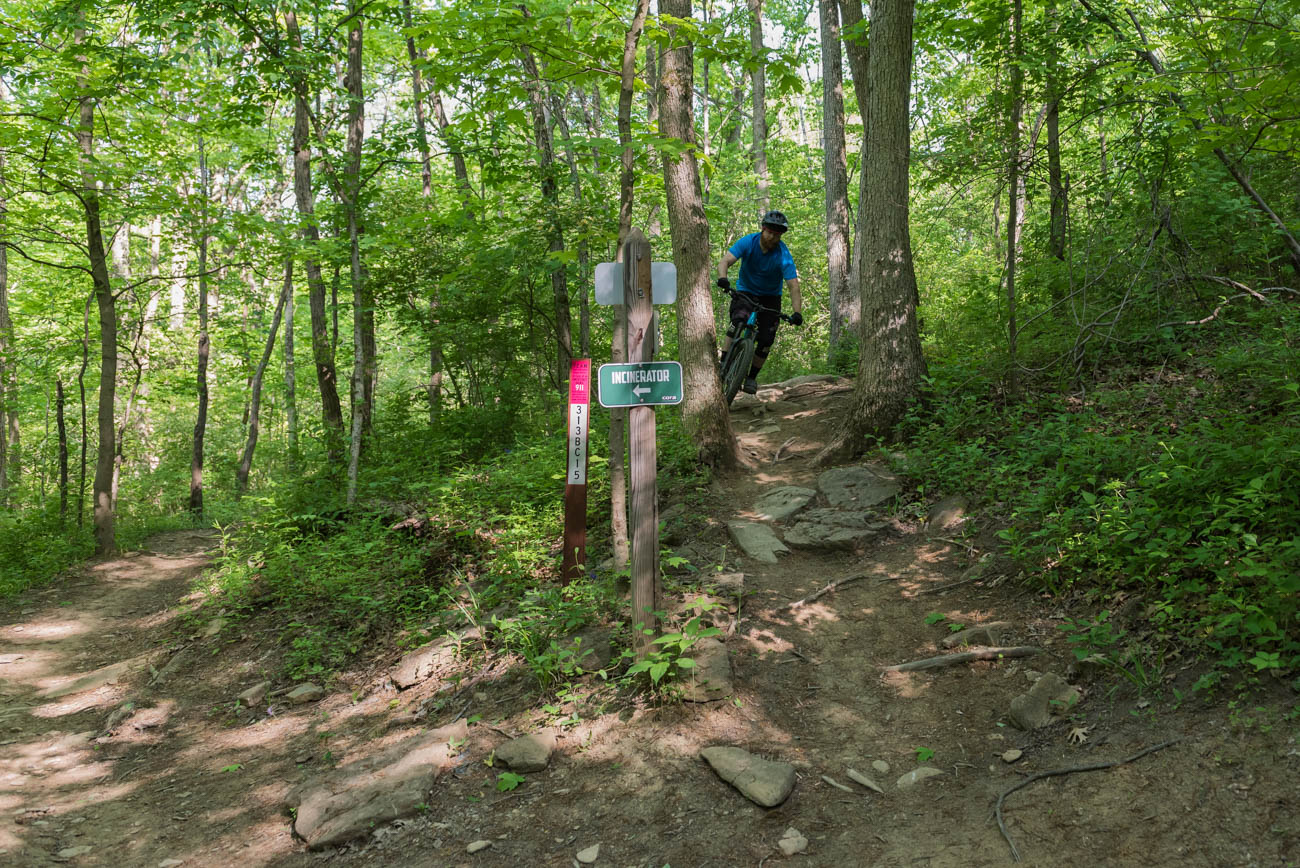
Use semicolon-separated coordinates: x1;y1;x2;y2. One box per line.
728;292;782;353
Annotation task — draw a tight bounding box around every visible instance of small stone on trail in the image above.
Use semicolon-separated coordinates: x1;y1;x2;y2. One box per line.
778;827;808;856
701;746;796;807
238;681;271;706
845;768;884;793
942;622;1011;649
576;843;600;863
872;760;890;775
158;860;185;867
286;683;324;704
56;846;93;859
896;767;944;789
710;572;745;593
727;520;789;564
202;617;225;638
1002;749;1024;763
495;728;558;772
925;495;969;534
1009;672;1081;730
679;638;733;703
466;840;491;854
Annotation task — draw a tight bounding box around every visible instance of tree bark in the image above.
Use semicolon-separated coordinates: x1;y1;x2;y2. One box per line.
520;37;573;392
190;132;209;521
747;0;770;212
1045;0;1067;262
238;260;291;498
283;258;299;473
820;0;926;461
612;0;650;572
285;9;345;465
1004;0;1024;397
56;380;67;523
76;25;118;554
0;131;15;502
838;0;870;123
821;0;855;362
77;294;90;528
400;0;433;198
659;0;741;471
344;2;368;506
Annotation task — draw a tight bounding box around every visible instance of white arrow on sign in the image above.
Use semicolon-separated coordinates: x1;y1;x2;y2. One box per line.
632;385;650;399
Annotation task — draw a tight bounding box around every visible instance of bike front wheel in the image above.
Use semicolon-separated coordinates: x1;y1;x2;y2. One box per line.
721;332;757;405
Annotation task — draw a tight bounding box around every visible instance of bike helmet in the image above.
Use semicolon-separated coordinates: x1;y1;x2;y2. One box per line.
760;210;789;232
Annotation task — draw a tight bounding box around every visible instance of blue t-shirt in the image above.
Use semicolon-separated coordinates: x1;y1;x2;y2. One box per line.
728;233;797;296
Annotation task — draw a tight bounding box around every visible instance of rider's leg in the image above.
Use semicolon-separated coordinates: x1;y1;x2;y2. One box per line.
748;312;781;382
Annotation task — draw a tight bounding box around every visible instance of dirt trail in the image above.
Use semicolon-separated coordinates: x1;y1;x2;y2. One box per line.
1;384;1297;868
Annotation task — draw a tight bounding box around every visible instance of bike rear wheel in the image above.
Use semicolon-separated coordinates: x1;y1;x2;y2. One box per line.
721;332;757;405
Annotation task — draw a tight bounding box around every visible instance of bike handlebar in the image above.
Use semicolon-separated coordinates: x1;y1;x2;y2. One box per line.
719;285;797;324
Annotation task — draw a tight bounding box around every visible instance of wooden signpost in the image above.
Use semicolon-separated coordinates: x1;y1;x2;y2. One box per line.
562;358;591;583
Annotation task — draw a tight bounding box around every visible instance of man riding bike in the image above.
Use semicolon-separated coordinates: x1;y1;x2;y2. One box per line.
716;210;803;394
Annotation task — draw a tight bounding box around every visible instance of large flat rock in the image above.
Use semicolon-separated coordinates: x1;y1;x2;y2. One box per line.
783;508;888;551
727;520;789;564
752;486;817;522
680;638;732;702
817;465;901;508
701;746;796;807
287;720;468;849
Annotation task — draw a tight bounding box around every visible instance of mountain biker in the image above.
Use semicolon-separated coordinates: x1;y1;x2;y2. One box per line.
715;210;803;394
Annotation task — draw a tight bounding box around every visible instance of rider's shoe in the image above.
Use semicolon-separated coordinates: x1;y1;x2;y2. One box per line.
742;377;758;394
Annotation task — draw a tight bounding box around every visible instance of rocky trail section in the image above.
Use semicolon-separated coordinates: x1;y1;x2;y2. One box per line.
1;378;1296;867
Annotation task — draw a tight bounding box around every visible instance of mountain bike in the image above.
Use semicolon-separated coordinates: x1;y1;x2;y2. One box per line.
718;287;794;406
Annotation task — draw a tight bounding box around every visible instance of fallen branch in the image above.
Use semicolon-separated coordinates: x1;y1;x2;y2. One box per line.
995;739;1182;862
771;437;797;464
1158;284;1299;329
884;646;1042;672
785;573;866;609
916;573;988;596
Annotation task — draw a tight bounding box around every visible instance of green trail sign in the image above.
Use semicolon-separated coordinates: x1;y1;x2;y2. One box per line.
597;362;683;408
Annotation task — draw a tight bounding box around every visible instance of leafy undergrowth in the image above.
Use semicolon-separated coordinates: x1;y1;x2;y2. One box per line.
897;303;1300;692
202;412;712;687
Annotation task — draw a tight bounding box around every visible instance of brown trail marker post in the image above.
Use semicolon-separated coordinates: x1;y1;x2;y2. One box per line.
595;228;679;658
562;358;591;583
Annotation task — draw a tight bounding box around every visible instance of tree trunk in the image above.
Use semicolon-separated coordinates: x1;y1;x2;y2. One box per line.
838;0;870;122
520;39;573;392
549;88;592;358
344;3;368;506
77;294;90;528
400;0;433;198
747;0;769;212
612;0;650;572
190;133;209;521
659;0;741;471
56;380;67;524
0;133;15;503
1045;0;1067;263
283;258;299;473
821;0;926;461
821;0;855;362
237;260;291;498
76;26;118;554
285;9;345;465
1004;0;1024;397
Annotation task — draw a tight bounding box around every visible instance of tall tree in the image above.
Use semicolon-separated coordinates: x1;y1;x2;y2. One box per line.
284;8;345;465
75;22;119;553
747;0;770;212
1003;0;1024;396
238;260;291;497
820;0;854;361
0;100;14;502
520;34;573;392
659;0;740;470
189;132;210;520
344;2;369;506
821;0;926;460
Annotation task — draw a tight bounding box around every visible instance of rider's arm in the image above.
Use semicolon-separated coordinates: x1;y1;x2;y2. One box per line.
786;277;802;313
717;251;738;280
